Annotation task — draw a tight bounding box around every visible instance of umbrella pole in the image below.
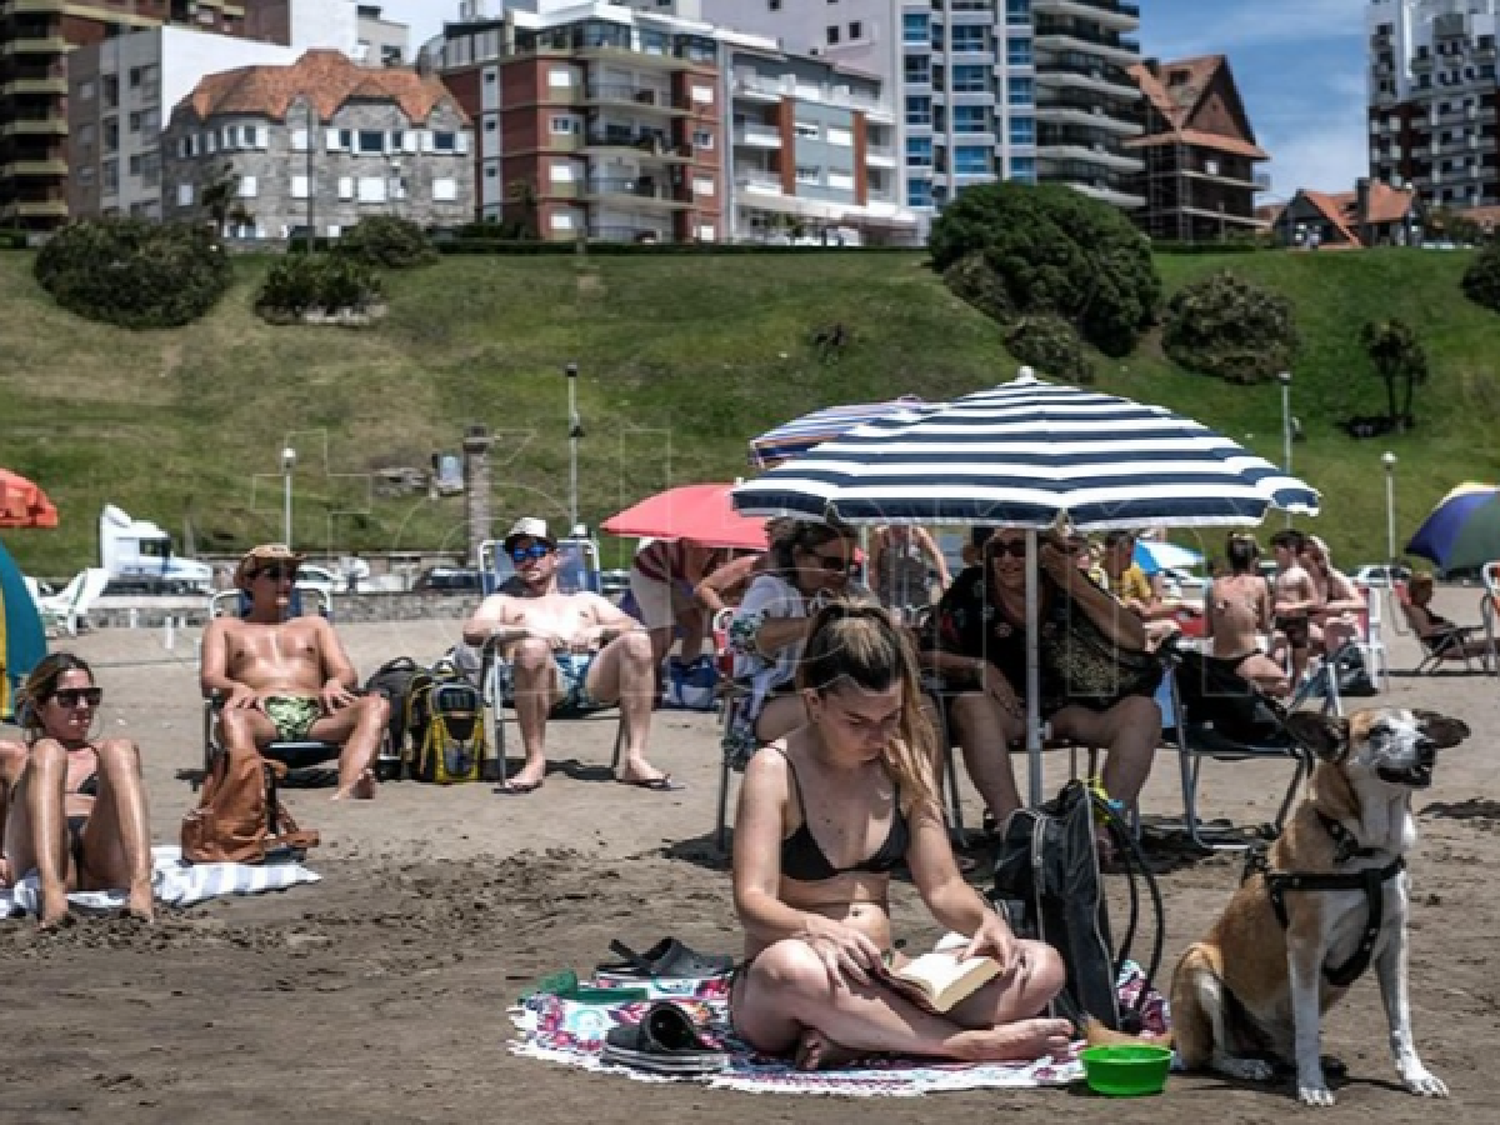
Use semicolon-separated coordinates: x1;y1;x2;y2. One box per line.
1025;529;1043;807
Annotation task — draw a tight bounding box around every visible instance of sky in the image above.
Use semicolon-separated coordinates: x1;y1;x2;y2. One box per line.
380;0;1370;196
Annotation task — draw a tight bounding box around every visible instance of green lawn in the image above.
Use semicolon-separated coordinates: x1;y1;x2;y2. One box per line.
1;246;1496;577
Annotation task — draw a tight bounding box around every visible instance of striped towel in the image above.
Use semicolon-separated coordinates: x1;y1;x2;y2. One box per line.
2;845;320;918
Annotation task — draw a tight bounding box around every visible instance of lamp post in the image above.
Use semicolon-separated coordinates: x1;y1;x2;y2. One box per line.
1383;451;1398;566
280;446;297;548
389;157;403;219
564;361;582;533
1277;370;1293;525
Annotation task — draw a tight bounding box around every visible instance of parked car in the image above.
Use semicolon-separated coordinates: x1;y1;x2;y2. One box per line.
413;566;483;595
294;564;338;601
1351;564;1412;588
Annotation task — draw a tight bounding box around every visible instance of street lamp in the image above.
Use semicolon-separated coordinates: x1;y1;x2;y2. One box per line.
564;361;582;532
1382;451;1398;566
1276;371;1293;524
280;446;297;548
389;157;403;219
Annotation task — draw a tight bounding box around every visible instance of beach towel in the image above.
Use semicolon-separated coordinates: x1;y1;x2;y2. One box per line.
510;962;1169;1097
2;845;320;918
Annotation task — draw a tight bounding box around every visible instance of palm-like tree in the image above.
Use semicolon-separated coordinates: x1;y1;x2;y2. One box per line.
1360;318;1428;430
199;161;255;237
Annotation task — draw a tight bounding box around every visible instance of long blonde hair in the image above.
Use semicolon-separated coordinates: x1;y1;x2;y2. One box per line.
797;601;940;817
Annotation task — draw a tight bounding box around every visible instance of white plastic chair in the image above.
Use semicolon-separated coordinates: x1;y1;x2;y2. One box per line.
37;568;110;637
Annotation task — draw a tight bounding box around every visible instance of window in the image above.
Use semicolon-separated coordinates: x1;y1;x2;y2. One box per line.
79;80;96;102
691;84;714;104
1204;158;1221;176
549;163;575;183
951;26;986;53
826;25;840;45
291;129;310;152
1008;38;1033;67
550;212;575;231
826;125;852;146
794;121;819;140
433;132;458;153
904;55;931;84
176;182;193;207
359;130;387;154
693;129;714;149
103;75;118;109
550;115;580;135
697;224;717;242
795;164;821;184
906;136;933;167
1010;155;1036;182
338;177;355;200
1007;76;1034;105
907;178;933;207
693;175;715;195
954;145;990;175
903;13;928;44
1006;0;1031;23
103;161;118;192
952;65;988;93
239;176;258;198
849;21;863;40
291;175;310;199
953;105;988;133
78;123;96;147
357;178;388;203
1008;116;1035;144
549;67;574;87
905;95;932;126
827;170;854;191
433;178;458;202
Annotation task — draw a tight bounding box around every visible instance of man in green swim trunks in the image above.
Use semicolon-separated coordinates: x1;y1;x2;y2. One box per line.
200;544;389;801
461;517;678;795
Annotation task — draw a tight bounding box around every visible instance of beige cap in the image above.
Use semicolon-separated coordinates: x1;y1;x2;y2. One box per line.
502;516;556;551
235;542;306;589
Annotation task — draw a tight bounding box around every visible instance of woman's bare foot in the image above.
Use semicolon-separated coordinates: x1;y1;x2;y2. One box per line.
951;1018;1075;1063
38;889;72;931
332;768;377;801
794;1028;865;1072
126;882;155;923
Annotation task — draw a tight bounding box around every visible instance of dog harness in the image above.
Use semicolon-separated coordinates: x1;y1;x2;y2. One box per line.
1243;813;1405;988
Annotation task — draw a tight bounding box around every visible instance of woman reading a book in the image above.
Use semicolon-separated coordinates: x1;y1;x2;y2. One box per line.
730;602;1071;1070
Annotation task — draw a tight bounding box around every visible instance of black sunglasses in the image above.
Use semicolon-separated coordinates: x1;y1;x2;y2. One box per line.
804;549;849;571
985;540;1028;559
53;687;103;707
256;565;299;581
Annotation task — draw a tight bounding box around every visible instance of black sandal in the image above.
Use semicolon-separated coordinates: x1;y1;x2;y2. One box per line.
595;938;734;980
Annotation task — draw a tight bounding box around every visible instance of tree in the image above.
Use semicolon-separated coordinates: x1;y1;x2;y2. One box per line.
1162;271;1298;384
503;178;540;240
927;182;1161;356
1360;318;1428;430
198;161;254;236
1462;239;1500;312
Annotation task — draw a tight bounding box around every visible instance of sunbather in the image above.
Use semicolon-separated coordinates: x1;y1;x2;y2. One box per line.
1268;528;1320;684
1204;533;1289;696
1300;535;1365;660
461;517;674;794
199;544;388;801
1404;572;1492;663
0;653;153;927
730;602;1070;1069
627;538;725;691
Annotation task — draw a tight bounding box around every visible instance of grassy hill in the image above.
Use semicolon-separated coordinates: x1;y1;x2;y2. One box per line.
2;246;1498;578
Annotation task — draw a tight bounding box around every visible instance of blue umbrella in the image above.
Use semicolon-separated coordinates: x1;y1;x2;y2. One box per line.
0;538;46;721
1405;483;1500;572
1134;539;1204;576
748;397;930;470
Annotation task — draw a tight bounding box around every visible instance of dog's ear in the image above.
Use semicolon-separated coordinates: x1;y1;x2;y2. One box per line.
1414;711;1470;749
1286;712;1349;761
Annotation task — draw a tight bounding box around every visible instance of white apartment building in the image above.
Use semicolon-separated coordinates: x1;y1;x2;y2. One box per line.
1368;0;1500;208
700;0;1144;218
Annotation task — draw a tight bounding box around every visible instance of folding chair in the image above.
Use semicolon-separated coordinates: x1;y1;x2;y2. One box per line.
1397;596;1489;674
200;588;399;783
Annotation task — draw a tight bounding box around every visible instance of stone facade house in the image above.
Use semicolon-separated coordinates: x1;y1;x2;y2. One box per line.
1272;179;1424;249
161;49;473;240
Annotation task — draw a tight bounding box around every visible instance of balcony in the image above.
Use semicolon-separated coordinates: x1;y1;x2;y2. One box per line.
1033;18;1140;63
0;73;66;96
1035;57;1139;99
0;113;65;136
4;196;65;219
584;84;687;115
866;144;897;166
582;129;691;160
584;176;691;209
2;35;67;56
0;0;66;12
733;121;782;148
2;157;67;176
731;71;895;121
588;224;673;243
1032;0;1140;31
575;42;693;71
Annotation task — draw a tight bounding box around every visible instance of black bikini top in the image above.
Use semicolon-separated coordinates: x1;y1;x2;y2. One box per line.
775;747;909;882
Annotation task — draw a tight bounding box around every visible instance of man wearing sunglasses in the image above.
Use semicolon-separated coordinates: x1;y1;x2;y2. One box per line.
200;543;390;801
461;517;676;795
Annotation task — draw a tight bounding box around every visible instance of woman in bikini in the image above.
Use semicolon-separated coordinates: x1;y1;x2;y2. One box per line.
730;602;1070;1070
1300;535;1365;661
1204;533;1289;696
0;653;154;928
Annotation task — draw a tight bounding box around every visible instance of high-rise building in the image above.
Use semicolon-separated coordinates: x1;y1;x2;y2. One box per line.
699;0;1144;220
1368;0;1500;210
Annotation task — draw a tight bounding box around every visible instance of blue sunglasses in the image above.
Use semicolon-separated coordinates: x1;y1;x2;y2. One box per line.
509;544;551;562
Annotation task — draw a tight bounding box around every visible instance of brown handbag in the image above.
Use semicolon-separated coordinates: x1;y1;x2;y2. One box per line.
182;744;320;864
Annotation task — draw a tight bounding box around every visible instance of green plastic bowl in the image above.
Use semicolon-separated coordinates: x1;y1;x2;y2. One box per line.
1079;1044;1172;1097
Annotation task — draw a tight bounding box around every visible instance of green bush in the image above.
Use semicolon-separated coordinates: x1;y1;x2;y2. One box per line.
927;182;1161;356
255;253;383;320
334;215;436;270
1161;270;1298;384
942;251;1014;322
33;218;232;328
1004;314;1095;385
1461;240;1500;313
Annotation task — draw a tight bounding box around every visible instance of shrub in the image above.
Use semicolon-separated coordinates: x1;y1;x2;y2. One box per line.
1004;315;1095;385
334;215;436;270
1461;240;1500;313
927;182;1161;356
33;218;232;328
1161;271;1298;384
942;251;1014;322
255;254;383;320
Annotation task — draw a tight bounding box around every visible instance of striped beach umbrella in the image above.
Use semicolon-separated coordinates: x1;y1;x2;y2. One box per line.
1405;483;1500;572
733;370;1319;529
747;396;930;470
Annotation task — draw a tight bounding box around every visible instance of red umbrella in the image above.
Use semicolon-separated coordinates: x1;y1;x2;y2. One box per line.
0;469;58;529
602;483;768;550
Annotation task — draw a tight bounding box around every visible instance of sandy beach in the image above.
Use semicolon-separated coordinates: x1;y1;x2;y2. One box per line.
3;589;1498;1125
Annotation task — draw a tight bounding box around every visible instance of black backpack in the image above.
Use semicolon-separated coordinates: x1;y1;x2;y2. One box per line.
404;662;497;784
363;656;422;779
990;781;1164;1033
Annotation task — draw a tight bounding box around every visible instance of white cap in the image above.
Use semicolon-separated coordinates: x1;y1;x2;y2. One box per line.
503;516;556;550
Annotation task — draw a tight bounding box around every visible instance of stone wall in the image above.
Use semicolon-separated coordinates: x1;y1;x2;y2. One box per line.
89;593;476;630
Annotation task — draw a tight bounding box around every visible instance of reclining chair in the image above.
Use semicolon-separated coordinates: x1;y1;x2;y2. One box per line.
200;587;398;785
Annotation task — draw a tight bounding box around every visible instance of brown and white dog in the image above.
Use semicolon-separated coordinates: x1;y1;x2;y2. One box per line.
1171;706;1470;1106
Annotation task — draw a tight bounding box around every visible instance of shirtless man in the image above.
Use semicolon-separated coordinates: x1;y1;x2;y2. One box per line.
1205;533;1288;695
1268;529;1321;684
200;544;388;801
461;517;675;795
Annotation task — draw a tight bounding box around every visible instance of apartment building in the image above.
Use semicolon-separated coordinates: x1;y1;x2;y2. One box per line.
355;4;408;67
701;0;1144;217
161;49;474;239
1127;55;1269;242
1368;0;1500;209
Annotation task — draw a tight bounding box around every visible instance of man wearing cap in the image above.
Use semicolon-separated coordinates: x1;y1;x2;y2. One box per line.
200;544;389;801
461;517;676;794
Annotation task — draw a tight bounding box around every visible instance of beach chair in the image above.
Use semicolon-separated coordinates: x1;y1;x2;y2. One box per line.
1396;594;1489;674
37;567;109;638
199;588;398;785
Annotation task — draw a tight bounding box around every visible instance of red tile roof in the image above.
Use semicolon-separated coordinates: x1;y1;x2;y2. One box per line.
1124;129;1268;160
179;49;468;125
1294;183;1418;246
1128;55;1267;159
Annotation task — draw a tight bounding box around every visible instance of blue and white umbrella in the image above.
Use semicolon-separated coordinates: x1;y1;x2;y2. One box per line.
733;370;1319;529
748;396;930;470
1134;539;1204;576
732;369;1319;805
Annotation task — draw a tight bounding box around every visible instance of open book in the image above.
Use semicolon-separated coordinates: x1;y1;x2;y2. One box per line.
884;933;1002;1013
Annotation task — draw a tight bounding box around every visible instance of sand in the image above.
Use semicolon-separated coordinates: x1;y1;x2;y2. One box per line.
2;590;1498;1124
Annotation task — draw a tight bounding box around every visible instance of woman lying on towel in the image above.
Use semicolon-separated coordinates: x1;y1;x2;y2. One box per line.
729;602;1071;1070
0;653;153;927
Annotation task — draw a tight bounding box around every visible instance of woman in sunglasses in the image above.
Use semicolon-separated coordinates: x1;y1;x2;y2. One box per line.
722;520;867;767
0;653;154;927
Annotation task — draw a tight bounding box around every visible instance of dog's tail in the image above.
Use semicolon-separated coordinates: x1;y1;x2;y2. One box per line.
1168;945;1219;1071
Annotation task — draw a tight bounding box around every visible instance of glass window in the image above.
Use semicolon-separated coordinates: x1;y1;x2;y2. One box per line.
905;136;933;167
905;95;932;126
1010;155;1036;182
1009;116;1035;144
359;129;386;153
951;26;986;53
1007;76;1034;105
907;178;933;207
1006;0;1031;23
953;105;988;133
952;65;989;93
1007;38;1033;67
954;145;990;175
904;54;931;84
903;13;928;44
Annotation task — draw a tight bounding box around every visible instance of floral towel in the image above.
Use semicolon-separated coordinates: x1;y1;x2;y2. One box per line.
510;962;1169;1097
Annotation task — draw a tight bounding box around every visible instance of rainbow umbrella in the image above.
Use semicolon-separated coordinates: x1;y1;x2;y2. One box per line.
0;538;47;721
1406;482;1500;572
748;397;931;470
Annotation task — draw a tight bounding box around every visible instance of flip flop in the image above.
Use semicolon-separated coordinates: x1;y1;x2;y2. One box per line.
596;938;735;980
616;775;684;792
494;779;543;795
